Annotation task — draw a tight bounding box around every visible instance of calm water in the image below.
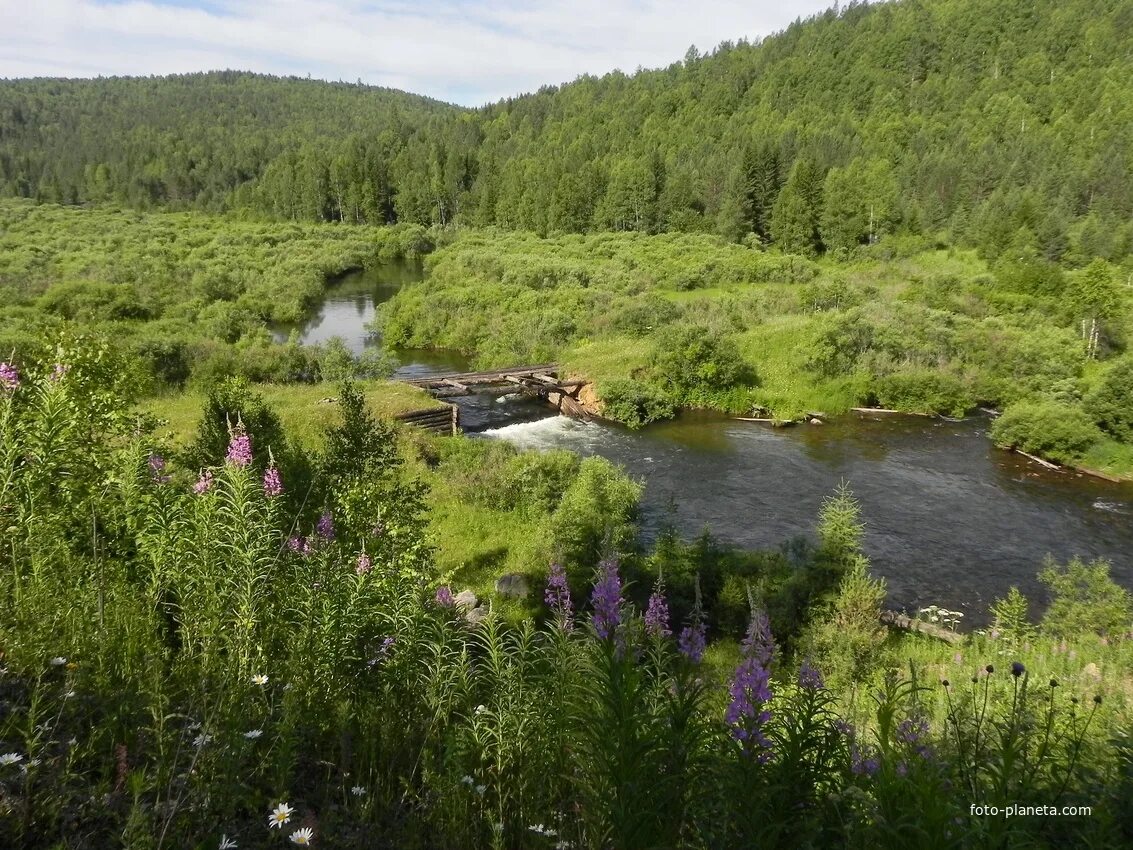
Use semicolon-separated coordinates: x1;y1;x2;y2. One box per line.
287;266;1133;619
483;412;1133;620
273;265;556;430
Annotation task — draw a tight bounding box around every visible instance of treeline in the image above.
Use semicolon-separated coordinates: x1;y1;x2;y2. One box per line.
3;0;1133;264
0;71;454;212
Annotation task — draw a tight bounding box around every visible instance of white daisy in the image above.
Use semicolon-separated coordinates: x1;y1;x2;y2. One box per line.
251;674;268;686
350;785;366;796
218;835;238;850
460;775;474;785
289;826;314;845
1;753;24;766
475;784;487;795
19;758;42;773
50;657;67;666
243;729;263;740
268;802;294;829
193;733;212;748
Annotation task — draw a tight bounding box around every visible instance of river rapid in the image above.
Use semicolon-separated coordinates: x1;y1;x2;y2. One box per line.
280;265;1133;621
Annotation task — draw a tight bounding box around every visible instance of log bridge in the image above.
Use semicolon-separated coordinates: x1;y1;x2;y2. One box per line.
397;365;590;433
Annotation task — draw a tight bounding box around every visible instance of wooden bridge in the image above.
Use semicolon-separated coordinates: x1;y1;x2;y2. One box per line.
394;365;590;435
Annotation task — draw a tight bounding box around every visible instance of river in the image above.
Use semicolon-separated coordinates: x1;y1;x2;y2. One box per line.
280;265;1133;620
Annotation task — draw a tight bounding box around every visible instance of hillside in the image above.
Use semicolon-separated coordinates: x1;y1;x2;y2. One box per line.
0;71;458;215
2;0;1132;263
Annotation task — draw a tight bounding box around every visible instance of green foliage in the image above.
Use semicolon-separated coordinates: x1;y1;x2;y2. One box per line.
872;368;972;417
802;556;888;685
595;379;676;429
550;456;642;576
1038;557;1133;638
990;401;1104;464
1084;356;1133;443
184;376;289;472
650;324;755;400
989;586;1037;647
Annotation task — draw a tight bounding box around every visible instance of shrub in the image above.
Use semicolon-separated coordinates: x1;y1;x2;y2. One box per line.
872;369;972;416
1038;556;1132;638
598;378;676;428
550;456;642;576
651;324;755;399
1084;356;1133;443
989;401;1103;464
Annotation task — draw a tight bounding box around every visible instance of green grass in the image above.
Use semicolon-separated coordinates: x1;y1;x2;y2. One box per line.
141;380;444;450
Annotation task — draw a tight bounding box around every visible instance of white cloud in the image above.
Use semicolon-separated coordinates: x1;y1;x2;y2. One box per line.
0;0;837;105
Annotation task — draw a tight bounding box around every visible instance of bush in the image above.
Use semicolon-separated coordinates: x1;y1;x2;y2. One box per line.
989;401;1103;464
1038;556;1132;638
1084;356;1133;443
872;369;972;416
550;456;642;576
598;378;676;428
651;324;755;399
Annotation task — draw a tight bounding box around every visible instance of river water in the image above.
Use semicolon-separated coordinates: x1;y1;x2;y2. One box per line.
280;266;1133;619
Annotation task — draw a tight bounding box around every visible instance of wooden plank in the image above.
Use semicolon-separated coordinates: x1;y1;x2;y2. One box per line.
880;610;964;644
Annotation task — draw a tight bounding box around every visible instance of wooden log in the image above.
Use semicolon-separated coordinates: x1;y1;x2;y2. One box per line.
851;407;903;414
442;378;469;392
880;610;964;644
1016;449;1061;471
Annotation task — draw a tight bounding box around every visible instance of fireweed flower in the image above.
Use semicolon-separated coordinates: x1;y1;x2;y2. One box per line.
268;802;294;829
678;620;707;663
435;585;455;607
315;511;335;541
287;536;311;556
0;361;19;391
50;363;69;382
289;828;314;845
590;558;623;640
263;465;283;497
225;428;252;467
725;610;775;757
148;453;171;484
798;658;824;691
644;580;672;639
193;469;214;494
544;562;573;628
355;553;372;575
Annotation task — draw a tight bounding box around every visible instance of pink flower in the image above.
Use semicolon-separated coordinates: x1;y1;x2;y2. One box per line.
225;429;252;467
192;470;214;494
0;362;19;391
355;553;372;575
262;465;283;497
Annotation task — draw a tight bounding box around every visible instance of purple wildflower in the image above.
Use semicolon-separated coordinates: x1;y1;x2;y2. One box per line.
367;636;395;669
50;363;68;382
725;609;775;757
677;620;707;663
262;465;283;497
1011;661;1026;678
315;511;335;541
225;429;252;467
371;520;385;537
435;585;455;607
644;582;671;639
589;559;623;641
287;535;311;556
896;717;928;745
148;453;171;484
355;553;372;576
851;742;880;777
798;658;824;691
0;362;19;391
192;469;214;494
544;562;573;629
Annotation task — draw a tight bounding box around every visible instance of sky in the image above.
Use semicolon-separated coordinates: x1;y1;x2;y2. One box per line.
0;0;838;106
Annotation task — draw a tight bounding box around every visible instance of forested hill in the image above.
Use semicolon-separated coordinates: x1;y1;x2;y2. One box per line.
0;71;457;214
3;0;1133;263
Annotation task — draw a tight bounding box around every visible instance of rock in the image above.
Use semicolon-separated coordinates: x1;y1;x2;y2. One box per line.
809;417;824;425
454;590;478;611
464;605;490;627
495;572;530;599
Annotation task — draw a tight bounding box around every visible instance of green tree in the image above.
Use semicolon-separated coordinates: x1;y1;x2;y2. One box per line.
1084;355;1133;442
770;158;824;256
820;158;898;252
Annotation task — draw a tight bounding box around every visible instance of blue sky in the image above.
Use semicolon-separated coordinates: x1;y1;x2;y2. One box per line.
0;0;837;105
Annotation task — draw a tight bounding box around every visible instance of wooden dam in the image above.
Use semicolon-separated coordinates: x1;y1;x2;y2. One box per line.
393;365;590;435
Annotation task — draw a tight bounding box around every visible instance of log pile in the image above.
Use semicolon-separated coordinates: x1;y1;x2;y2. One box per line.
393;404;458;436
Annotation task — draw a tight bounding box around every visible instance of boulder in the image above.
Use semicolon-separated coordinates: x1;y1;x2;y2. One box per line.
495;572;530;599
465;605;490;627
454;589;478;611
